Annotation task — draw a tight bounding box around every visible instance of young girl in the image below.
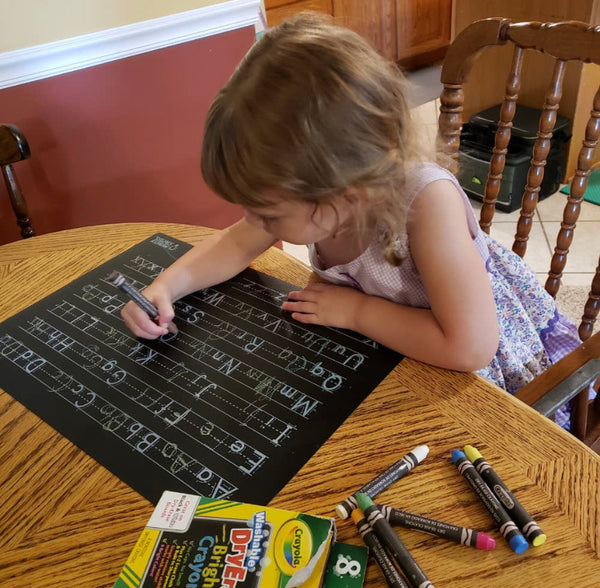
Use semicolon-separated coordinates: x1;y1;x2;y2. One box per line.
122;14;582;426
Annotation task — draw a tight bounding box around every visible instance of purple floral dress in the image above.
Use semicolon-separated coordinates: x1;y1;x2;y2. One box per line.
307;163;584;429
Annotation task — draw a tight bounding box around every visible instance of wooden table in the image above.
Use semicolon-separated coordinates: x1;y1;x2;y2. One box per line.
0;223;598;588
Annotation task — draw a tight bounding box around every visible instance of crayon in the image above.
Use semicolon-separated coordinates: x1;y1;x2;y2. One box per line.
377;503;496;550
106;271;159;319
451;449;528;554
464;445;546;546
351;510;410;588
336;444;429;519
356;493;434;588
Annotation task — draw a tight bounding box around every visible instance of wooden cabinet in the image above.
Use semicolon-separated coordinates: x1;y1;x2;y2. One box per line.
395;0;453;67
264;1;333;28
331;1;397;61
264;0;453;68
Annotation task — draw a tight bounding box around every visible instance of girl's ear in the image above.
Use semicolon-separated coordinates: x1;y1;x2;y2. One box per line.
341;187;367;205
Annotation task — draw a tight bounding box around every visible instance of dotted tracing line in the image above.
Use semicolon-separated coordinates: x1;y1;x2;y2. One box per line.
22;314;272;469
76;286;326;416
0;333;237;498
50;301;295;445
124;254;378;356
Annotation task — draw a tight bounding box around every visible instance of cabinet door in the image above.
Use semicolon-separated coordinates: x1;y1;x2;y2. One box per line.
333;1;397;61
396;0;452;64
265;0;333;28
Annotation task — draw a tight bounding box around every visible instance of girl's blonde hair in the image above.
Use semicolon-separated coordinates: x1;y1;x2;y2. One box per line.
201;13;433;264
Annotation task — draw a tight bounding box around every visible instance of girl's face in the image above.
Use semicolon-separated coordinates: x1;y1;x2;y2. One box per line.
244;195;354;244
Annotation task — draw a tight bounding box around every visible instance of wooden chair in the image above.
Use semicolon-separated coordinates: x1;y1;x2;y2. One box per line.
438;18;600;446
0;123;34;238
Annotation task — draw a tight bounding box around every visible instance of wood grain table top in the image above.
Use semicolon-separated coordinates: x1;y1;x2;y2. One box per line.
0;223;598;588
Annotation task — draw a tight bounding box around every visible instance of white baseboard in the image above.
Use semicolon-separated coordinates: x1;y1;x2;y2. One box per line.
0;0;261;90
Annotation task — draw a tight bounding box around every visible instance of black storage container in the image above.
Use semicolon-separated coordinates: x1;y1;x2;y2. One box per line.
456;104;571;212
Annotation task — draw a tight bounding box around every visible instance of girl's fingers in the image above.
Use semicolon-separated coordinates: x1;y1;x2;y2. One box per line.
155;303;175;326
287;287;321;302
122;317;164;339
290;312;318;324
282;300;317;314
165;322;179;334
122;302;168;339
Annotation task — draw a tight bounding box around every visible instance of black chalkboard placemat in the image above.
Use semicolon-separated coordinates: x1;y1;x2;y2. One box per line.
0;233;401;505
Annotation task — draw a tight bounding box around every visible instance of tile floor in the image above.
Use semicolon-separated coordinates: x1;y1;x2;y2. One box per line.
282;98;600;291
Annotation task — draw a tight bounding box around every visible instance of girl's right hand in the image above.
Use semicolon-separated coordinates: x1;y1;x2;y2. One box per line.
121;283;178;339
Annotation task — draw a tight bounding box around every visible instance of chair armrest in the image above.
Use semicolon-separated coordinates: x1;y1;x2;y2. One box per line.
514;332;600;415
529;359;600;416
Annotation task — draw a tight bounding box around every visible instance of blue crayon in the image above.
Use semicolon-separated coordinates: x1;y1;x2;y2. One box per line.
451;449;528;554
464;445;546;546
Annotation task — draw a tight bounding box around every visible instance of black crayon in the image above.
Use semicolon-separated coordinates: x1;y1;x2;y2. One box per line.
451;449;528;554
356;493;434;588
377;504;496;550
336;444;429;519
106;271;159;319
464;445;546;546
351;509;410;588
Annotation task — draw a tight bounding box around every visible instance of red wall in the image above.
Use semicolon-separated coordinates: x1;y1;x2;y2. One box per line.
0;26;254;245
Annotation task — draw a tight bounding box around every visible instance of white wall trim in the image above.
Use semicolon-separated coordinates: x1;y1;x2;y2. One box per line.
0;0;261;90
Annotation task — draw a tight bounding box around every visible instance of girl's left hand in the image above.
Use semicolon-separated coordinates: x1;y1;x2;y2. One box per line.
282;282;364;329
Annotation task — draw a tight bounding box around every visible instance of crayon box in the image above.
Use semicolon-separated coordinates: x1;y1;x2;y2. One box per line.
113;491;365;588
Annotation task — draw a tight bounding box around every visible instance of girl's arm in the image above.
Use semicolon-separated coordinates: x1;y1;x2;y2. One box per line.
122;218;276;338
283;180;499;371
